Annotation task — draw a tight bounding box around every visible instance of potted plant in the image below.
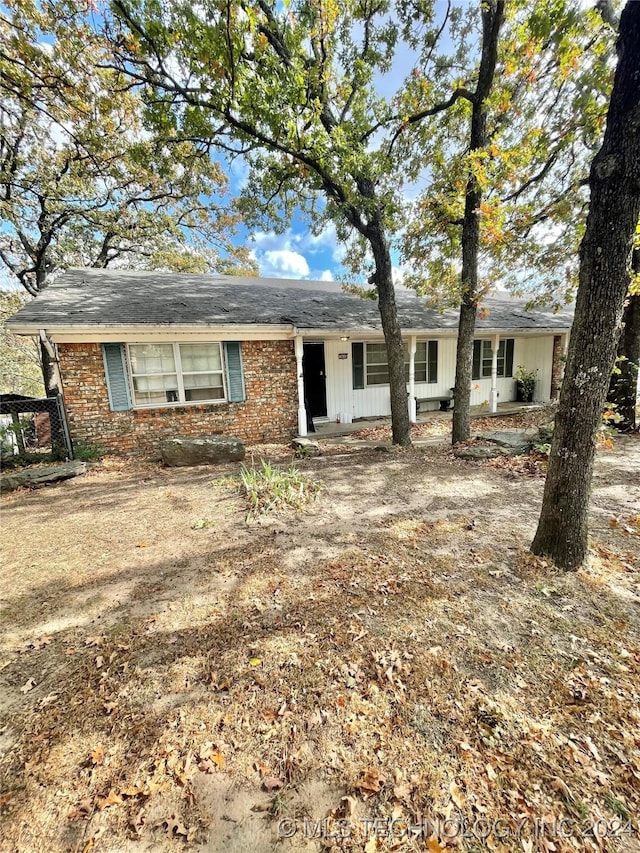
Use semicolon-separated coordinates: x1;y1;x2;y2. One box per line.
515;365;537;403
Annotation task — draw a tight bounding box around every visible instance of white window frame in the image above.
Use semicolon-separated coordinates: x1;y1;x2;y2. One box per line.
476;338;512;379
364;342;390;386
363;340;436;387
126;342;227;408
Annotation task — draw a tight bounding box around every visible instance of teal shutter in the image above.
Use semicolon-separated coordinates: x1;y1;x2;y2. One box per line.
472;340;481;380
352;342;364;389
505;338;515;377
428;340;438;383
102;344;131;411
224;341;245;402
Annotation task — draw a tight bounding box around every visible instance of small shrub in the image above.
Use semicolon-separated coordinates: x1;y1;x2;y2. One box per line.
239;459;322;518
533;442;551;457
73;444;106;462
515;365;538;402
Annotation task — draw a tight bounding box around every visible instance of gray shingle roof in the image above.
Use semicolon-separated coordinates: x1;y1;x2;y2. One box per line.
7;268;574;333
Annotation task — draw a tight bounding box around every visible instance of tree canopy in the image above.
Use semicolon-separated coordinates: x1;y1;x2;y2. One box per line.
0;0;256;297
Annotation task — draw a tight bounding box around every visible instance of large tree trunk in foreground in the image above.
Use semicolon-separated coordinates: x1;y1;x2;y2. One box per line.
369;219;412;446
607;248;640;432
451;0;504;445
531;1;640;571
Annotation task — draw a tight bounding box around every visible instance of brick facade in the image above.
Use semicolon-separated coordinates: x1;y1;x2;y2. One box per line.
58;340;298;458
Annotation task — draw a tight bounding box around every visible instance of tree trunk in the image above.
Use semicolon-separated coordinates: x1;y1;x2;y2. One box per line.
607;248;639;431
35;266;59;397
39;338;59;397
531;0;640;571
451;0;504;446
452;292;477;444
369;220;412;446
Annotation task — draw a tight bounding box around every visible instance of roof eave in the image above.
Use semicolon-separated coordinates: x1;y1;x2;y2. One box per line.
7;322;296;340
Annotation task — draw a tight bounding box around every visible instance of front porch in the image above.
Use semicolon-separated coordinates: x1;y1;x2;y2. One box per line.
308;401;548;439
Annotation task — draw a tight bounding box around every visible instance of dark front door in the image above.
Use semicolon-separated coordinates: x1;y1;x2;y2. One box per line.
303;343;327;418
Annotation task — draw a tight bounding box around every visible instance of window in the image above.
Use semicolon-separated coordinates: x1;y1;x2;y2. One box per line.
366;342;390;385
472;339;514;380
354;340;438;389
411;341;438;384
128;343;225;406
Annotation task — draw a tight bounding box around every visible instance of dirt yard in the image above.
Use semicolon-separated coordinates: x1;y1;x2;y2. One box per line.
1;427;639;853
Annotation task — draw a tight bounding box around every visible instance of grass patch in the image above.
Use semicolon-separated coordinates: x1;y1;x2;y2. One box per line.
72;443;106;462
239;459;322;518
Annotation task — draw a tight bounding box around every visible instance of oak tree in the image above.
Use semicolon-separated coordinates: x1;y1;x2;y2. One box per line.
400;0;613;443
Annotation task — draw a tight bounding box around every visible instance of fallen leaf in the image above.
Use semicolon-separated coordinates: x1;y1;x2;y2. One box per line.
209;749;225;770
164;815;188;837
584;736;601;762
249;657;262;667
254;760;269;778
20;678;36;694
486;763;497;781
97;790;123;810
356;767;383;797
91;744;105;765
449;781;465;809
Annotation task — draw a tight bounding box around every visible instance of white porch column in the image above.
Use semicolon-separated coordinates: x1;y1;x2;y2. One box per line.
408;335;417;423
294;335;307;437
489;333;500;413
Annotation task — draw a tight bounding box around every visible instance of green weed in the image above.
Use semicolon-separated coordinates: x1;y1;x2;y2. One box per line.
239;459;322;519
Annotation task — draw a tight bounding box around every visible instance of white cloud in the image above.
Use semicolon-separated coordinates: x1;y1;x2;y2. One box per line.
319;269;334;281
261;249;310;278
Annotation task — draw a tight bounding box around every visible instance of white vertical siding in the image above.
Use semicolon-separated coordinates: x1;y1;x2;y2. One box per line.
516;335;555;402
316;333;556;421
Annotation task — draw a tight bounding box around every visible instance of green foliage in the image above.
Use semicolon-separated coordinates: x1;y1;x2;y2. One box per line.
0;291;43;396
0;0;257;297
0;417;27;458
399;0;616;306
72;443;106;462
0;451;57;469
239;460;322;518
107;0;415;281
515;364;538;396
